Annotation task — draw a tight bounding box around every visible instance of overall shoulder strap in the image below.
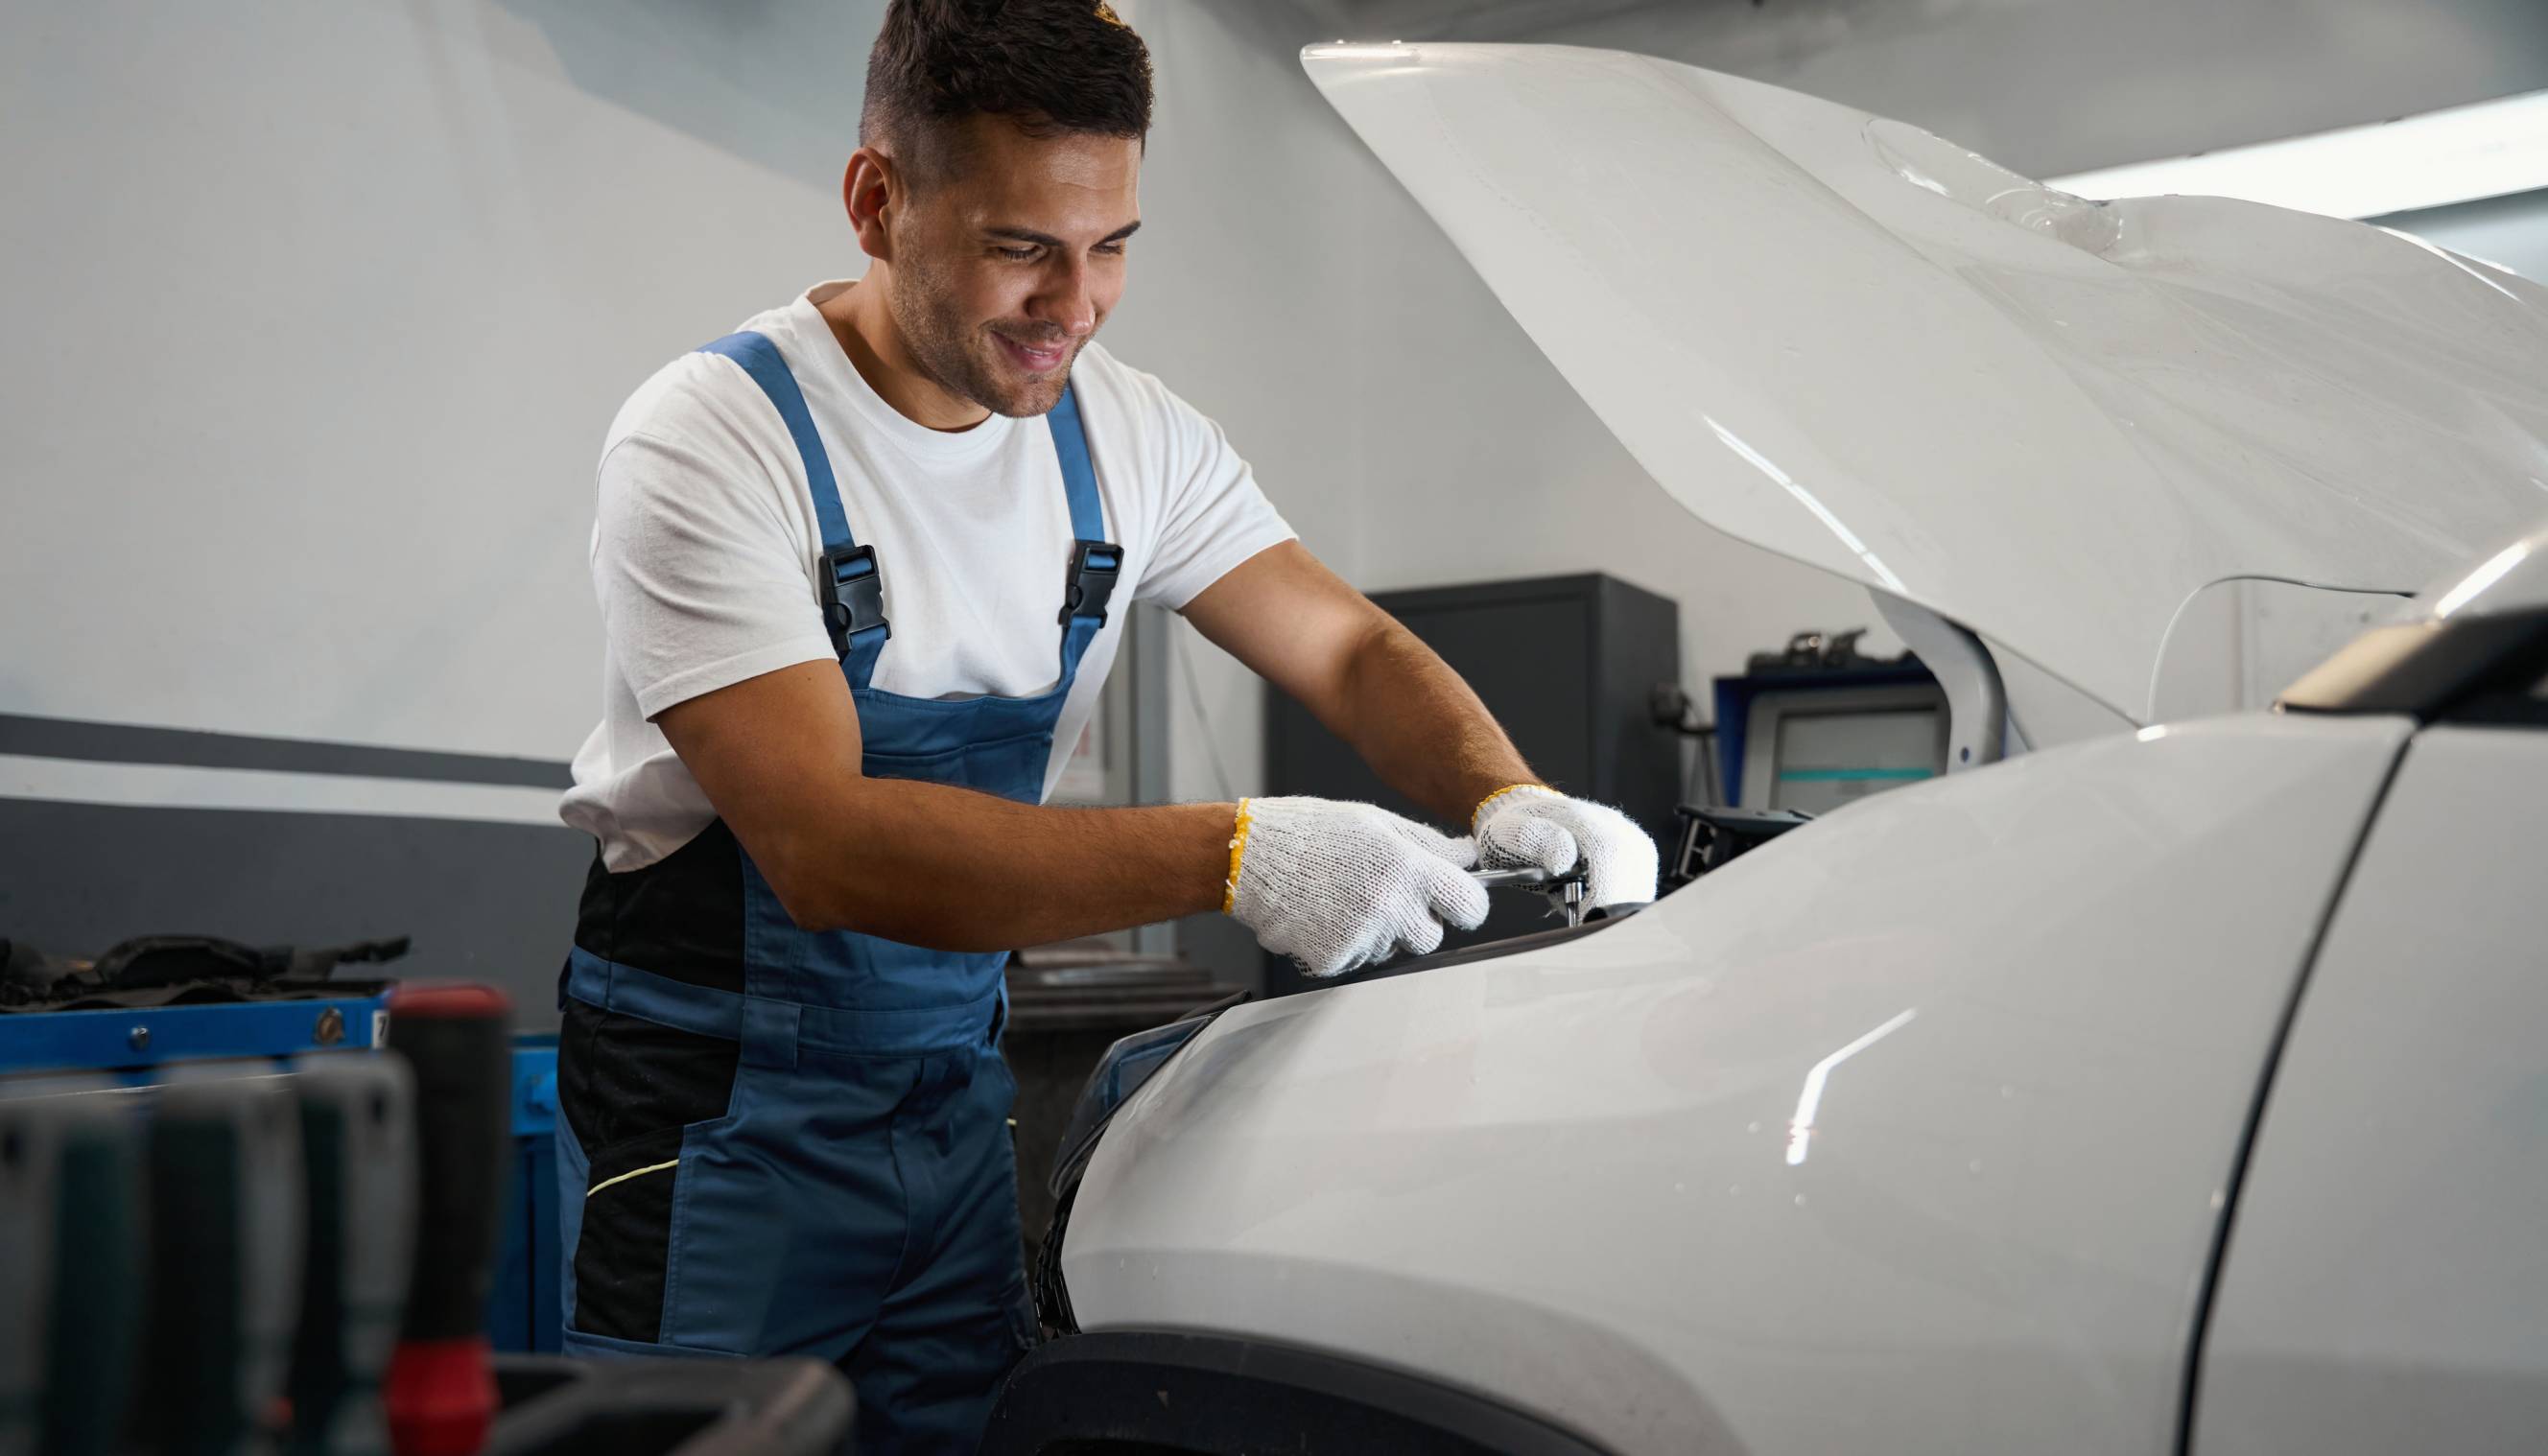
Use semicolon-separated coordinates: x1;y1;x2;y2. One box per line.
1045;382;1106;543
1047;383;1122;678
696;331;889;688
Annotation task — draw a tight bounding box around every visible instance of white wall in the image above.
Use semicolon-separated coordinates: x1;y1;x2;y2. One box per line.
0;0;881;760
1094;0;1380;807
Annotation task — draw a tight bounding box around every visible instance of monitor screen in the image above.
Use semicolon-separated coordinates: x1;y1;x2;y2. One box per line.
1769;706;1942;813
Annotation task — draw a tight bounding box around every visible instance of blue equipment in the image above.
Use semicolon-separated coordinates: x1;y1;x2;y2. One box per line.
489;1036;563;1353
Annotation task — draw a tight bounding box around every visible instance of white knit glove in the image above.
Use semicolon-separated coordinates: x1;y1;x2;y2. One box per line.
1224;796;1489;978
1473;785;1660;912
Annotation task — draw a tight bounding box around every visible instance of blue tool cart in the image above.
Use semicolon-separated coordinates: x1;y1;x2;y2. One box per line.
490;1034;564;1352
0;986;397;1079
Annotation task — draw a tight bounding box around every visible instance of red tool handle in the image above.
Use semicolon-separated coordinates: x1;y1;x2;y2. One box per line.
383;983;512;1456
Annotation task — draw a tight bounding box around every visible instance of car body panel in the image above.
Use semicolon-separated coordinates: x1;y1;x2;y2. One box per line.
1066;713;2414;1455
2195;724;2548;1453
1301;41;2548;723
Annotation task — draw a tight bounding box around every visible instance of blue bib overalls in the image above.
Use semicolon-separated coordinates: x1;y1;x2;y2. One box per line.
554;331;1121;1453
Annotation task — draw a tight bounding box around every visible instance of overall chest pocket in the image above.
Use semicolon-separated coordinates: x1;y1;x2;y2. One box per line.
857;721;1058;801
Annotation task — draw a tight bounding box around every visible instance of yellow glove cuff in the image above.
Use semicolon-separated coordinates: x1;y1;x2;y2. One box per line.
1471;782;1554;833
1221;798;1255;915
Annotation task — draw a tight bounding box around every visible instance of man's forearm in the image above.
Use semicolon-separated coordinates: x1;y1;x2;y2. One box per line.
1327;619;1537;825
769;781;1235;950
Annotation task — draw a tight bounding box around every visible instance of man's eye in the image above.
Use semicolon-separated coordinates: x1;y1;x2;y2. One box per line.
1094;244;1126;257
996;246;1039;261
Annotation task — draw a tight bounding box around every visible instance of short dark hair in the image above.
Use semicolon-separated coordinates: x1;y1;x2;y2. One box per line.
861;0;1154;182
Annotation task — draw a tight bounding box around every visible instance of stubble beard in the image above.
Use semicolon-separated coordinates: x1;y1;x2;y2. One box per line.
887;254;1080;419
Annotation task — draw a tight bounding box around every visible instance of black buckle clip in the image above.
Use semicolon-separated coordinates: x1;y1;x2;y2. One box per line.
817;544;889;657
1060;540;1123;627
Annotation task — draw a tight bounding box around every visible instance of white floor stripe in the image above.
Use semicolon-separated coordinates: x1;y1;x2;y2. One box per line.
0;754;567;827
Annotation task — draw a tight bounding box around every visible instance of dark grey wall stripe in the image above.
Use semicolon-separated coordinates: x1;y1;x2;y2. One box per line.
1;797;586;1031
0;713;573;790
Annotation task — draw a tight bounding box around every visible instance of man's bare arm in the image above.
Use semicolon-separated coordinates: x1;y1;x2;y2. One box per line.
1180;541;1536;825
657;660;1232;948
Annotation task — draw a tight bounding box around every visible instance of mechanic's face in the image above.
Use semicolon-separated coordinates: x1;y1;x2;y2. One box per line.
886;118;1140;418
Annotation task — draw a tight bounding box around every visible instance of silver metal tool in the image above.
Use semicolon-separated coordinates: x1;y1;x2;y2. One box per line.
1471;863;1592;927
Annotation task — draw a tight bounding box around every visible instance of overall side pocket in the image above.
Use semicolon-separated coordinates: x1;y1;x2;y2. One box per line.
557;999;742;1346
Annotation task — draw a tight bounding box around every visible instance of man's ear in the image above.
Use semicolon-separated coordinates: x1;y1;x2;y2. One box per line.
844;148;896;265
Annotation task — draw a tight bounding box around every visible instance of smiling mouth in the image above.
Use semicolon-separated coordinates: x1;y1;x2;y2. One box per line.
993;333;1071;373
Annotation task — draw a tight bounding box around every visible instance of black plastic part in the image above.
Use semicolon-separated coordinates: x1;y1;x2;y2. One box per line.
388;990;514;1343
1030;1180;1079;1334
1060;540;1123;626
2443;682;2548;726
92;934;268;988
484;1353;854;1456
75;933;410;992
816;544;890;657
1667;803;1814;889
980;1330;1615;1456
2;974;396;1016
1330;906;1639;987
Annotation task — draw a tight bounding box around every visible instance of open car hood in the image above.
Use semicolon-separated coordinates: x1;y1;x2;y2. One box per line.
1304;42;2548;721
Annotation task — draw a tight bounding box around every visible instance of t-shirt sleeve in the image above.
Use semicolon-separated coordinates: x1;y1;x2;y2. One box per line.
591;427;838;720
1133;381;1297;611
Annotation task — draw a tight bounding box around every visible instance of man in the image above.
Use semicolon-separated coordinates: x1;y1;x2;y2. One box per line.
554;1;1657;1449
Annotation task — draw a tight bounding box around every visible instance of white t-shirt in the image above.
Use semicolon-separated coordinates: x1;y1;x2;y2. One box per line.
561;280;1294;871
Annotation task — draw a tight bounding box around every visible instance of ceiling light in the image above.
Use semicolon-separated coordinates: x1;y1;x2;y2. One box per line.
2042;89;2548;221
1302;40;1413;61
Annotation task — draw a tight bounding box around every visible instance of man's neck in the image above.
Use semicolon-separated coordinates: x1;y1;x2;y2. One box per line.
819;275;993;433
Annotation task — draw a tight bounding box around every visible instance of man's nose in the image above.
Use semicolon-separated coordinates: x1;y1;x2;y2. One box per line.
1030;257;1098;338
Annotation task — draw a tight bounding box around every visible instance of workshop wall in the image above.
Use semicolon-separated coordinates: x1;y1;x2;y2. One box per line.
1;0;869;763
0;0;874;994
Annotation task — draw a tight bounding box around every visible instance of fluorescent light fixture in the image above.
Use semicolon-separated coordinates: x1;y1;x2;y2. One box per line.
2432;539;2532;619
2043;88;2548;220
1302;40;1413;61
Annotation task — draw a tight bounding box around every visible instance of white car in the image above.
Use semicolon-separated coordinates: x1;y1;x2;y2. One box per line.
984;42;2548;1456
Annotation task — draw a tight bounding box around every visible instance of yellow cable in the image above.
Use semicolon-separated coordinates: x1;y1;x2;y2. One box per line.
585;1158;679;1200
